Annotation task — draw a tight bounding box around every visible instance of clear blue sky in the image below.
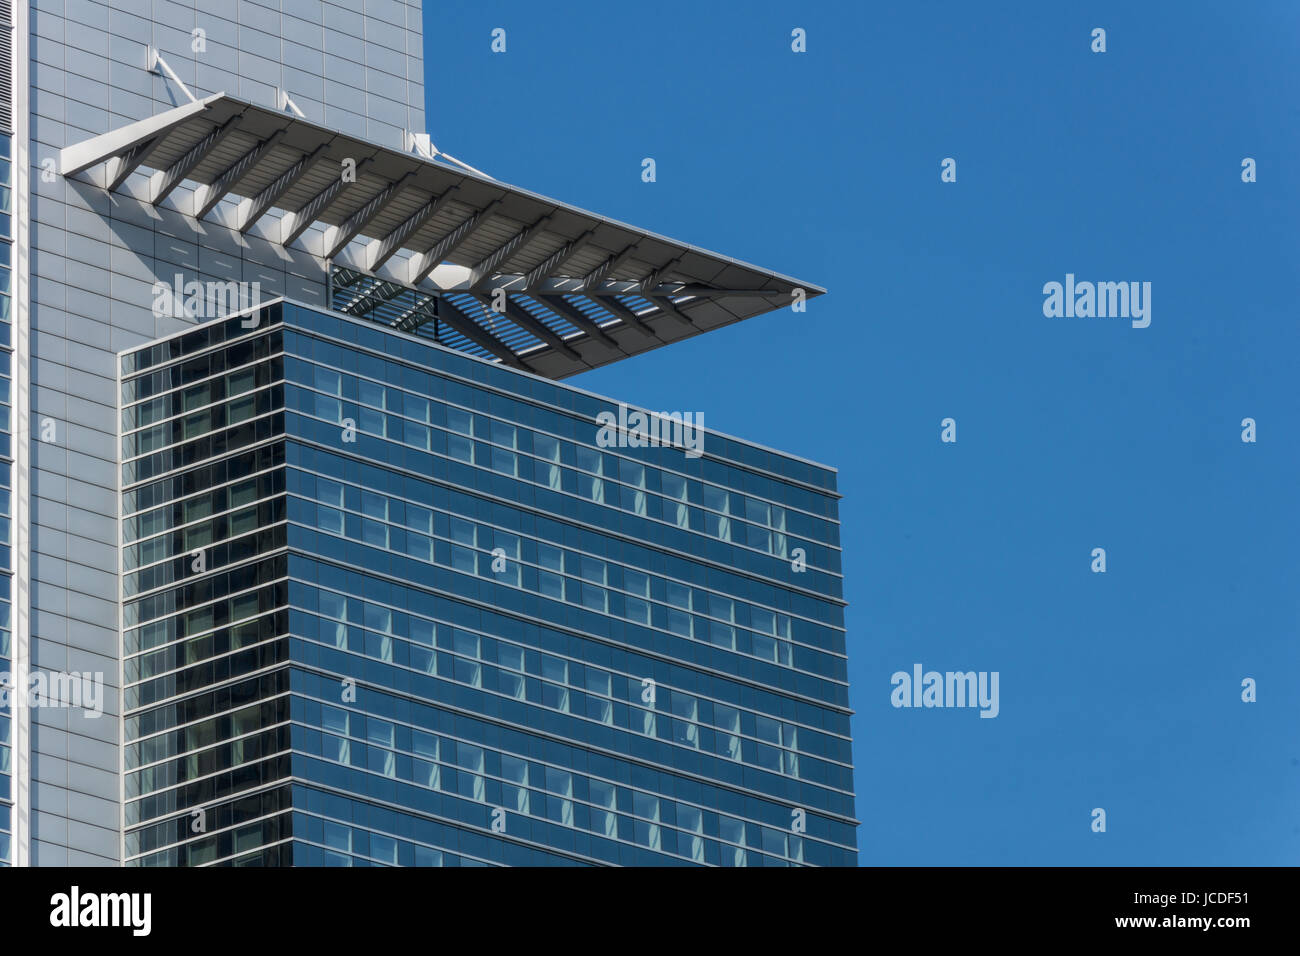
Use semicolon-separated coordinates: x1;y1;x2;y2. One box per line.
424;1;1299;865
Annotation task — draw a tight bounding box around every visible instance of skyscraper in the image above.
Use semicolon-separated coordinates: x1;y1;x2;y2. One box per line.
119;301;853;865
3;0;855;866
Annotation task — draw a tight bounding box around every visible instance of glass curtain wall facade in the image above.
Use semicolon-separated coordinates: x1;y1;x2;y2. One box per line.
0;130;13;866
119;301;855;866
120;305;291;866
16;0;428;868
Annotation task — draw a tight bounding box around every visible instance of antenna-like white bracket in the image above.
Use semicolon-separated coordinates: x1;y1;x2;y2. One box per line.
147;46;198;104
277;89;306;119
404;129;493;180
405;131;435;159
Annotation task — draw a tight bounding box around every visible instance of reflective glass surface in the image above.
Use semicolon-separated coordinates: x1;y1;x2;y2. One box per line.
118;301;855;866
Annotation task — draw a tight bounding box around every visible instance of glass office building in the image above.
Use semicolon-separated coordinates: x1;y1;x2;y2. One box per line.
119;301;855;866
6;0;854;866
0;128;13;866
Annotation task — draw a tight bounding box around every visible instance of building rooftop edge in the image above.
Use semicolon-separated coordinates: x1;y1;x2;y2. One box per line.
120;296;843;481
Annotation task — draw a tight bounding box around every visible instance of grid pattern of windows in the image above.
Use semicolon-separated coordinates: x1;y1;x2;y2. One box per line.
281;346;841;558
285;565;852;802
284;452;845;691
117;301;856;866
280;374;841;590
0;132;12;866
120;306;292;867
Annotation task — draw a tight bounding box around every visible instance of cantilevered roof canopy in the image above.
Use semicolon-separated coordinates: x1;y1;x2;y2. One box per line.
61;93;824;379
